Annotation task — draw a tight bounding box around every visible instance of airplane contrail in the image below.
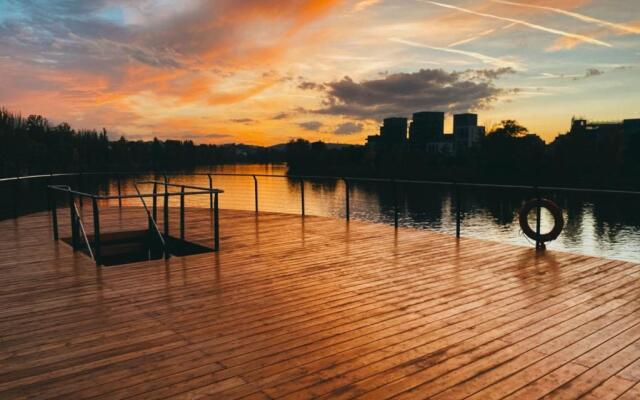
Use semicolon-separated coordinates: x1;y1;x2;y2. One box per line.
490;0;640;35
424;1;612;47
449;28;497;47
390;37;522;70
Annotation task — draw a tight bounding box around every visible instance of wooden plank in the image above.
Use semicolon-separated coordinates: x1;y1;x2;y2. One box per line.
0;207;638;400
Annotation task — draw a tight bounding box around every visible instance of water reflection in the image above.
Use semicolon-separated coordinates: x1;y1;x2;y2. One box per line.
1;163;638;262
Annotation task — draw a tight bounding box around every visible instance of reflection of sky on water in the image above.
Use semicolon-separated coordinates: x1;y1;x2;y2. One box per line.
100;164;638;263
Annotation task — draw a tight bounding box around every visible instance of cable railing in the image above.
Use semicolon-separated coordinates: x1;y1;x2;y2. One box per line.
3;170;639;258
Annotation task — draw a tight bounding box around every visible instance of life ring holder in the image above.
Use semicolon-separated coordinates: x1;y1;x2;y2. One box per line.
518;198;564;245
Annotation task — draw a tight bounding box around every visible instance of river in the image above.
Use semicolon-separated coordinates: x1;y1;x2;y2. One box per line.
102;164;639;262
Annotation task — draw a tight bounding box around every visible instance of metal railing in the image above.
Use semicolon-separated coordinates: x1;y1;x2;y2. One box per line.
49;185;95;261
134;182;168;260
3;170;639;254
45;179;223;266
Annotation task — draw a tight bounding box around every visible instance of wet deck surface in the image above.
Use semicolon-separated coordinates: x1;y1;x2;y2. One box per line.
1;206;640;399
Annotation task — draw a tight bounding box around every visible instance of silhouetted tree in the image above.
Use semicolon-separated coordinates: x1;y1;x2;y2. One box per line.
0;107;284;177
490;120;529;138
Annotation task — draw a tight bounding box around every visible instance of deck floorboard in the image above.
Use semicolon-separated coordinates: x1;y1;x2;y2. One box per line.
0;206;638;399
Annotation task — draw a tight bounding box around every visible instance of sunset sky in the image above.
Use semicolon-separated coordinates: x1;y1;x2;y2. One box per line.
0;0;639;145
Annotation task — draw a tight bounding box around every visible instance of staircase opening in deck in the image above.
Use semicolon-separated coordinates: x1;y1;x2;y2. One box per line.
61;230;214;266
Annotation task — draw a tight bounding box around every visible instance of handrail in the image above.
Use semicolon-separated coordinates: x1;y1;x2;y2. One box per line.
46;183;218;200
72;201;95;261
3;171;640;196
54;185;95;261
133;182;168;259
11;170;636;257
136;180;224;193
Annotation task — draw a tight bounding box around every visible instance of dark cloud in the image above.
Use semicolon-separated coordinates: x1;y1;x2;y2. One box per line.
585;68;604;78
298;121;323;131
310;68;512;120
466;67;516;80
272;112;290;120
229;118;255;124
298;81;324;91
334;122;364;135
573;68;605;81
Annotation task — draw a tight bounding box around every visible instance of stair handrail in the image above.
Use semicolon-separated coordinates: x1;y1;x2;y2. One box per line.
52;185;95;261
72;200;95;261
133;182;168;259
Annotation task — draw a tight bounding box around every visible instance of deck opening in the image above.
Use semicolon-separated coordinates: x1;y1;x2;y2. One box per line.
62;230;213;266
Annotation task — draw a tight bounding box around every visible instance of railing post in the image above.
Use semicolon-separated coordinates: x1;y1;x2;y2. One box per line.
535;186;542;250
393;180;399;229
50;188;58;240
78;172;83;209
180;186;185;240
12;177;19;218
163;179;169;237
68;192;77;251
208;174;213;211
300;179;305;216
92;196;101;265
46;175;53;211
253;175;258;214
152;182;158;221
117;173;122;208
455;183;461;238
344;178;350;221
214;192;220;251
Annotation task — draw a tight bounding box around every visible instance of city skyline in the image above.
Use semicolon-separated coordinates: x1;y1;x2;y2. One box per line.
1;0;639;145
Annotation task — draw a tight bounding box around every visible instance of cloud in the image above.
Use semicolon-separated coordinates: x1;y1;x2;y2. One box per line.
585;68;604;77
310;68;515;120
570;68;604;80
272;112;290;120
298;121;323;130
0;0;343;105
334;122;364;135
424;1;612;48
229;118;255;124
298;81;325;90
352;0;381;12
465;67;517;80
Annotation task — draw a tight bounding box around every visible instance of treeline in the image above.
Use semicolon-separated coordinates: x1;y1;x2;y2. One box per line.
286;120;640;189
0;108;283;177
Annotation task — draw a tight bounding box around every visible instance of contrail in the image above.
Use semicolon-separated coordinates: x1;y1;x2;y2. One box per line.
448;28;497;47
390;37;522;69
490;0;640;35
424;1;612;47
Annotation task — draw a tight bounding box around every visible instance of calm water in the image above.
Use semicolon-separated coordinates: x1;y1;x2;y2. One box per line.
3;164;638;262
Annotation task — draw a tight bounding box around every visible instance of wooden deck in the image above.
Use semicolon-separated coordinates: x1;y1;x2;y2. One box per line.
1;206;640;400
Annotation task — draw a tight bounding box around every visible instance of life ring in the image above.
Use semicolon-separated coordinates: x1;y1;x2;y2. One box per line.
518;198;564;243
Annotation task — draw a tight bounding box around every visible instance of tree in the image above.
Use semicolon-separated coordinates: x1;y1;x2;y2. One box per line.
490;120;528;138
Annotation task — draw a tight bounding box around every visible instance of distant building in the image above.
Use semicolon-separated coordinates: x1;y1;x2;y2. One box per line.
366;135;381;147
365;111;488;154
453;113;485;149
425;136;455;155
453;113;478;131
380;117;408;144
623;119;640;138
409;111;444;144
570;117;623;138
